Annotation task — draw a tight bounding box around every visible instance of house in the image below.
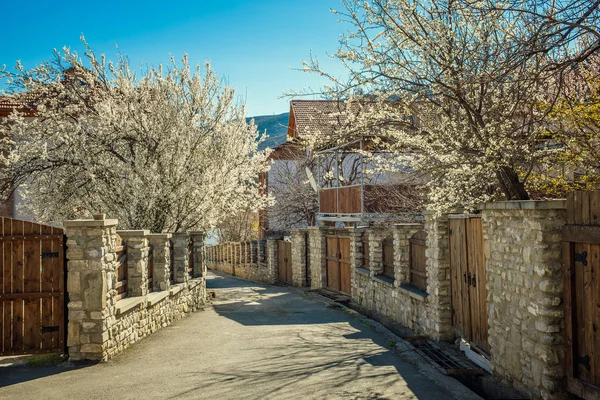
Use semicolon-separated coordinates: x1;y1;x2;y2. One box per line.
259;100;422;238
0;96;28;219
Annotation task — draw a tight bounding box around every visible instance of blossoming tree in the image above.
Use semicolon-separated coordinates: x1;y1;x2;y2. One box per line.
299;0;598;211
0;39;270;232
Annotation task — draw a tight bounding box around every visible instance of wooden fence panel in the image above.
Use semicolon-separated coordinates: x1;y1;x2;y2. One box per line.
564;191;600;398
0;217;65;356
409;231;427;292
382;235;395;280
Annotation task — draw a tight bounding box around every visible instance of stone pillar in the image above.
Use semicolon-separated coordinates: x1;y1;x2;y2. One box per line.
147;233;172;291
266;238;278;284
291;229;307;287
423;213;453;341
64;217;118;361
171;233;190;284
368;228;386;276
189;231;206;278
308;227;326;290
117;230;150;297
481;201;566;399
393;223;424;286
348;227;366;298
258;239;266;265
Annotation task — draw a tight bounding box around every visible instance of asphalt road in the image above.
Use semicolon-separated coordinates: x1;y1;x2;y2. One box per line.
0;271;480;400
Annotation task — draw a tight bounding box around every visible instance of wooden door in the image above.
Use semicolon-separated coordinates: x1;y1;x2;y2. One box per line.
326;235;340;292
326;235;351;295
564;191;600;399
277;241;292;285
0;218;66;356
449;216;489;354
339;237;351;295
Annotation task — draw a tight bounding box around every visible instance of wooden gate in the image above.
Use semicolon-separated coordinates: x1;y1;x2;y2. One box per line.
0;218;66;356
563;191;600;399
325;234;351;295
277;240;292;285
449;216;489;354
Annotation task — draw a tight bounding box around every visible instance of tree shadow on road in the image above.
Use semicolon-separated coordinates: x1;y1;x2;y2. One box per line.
0;361;95;388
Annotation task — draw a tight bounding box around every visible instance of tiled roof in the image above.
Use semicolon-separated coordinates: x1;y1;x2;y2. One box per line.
0;95;36;117
290;100;351;138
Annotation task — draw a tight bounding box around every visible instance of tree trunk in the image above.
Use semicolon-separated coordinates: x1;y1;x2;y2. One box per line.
496;166;530;200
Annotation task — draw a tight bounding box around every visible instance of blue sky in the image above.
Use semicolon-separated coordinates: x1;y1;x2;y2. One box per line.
0;0;349;116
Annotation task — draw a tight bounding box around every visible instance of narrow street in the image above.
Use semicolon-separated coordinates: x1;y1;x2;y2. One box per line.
0;271;480;399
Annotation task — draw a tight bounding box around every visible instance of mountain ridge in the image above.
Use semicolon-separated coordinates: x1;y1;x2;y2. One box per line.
248;112;289;151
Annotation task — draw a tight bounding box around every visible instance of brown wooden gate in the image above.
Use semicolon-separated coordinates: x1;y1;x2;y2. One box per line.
563;191;600;399
0;218;66;356
449;216;489;354
326;234;351;295
277;240;292;285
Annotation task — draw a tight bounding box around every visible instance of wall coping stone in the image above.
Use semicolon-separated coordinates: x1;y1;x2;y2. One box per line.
479;199;566;210
116;230;150;237
63;219;118;227
447;213;482;219
146;291;170;306
169;284;185;296
355;267;370;277
171;232;190;237
188;231;205;235
423;209;463;215
373;275;395;287
146;233;172;239
398;284;428;301
115;296;145;315
188;278;204;289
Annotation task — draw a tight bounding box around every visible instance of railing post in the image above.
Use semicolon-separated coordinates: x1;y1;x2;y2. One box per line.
189;231;206;278
171;233;190;284
266;239;278;284
146;233;172;291
63;216;118;361
117;230;150;297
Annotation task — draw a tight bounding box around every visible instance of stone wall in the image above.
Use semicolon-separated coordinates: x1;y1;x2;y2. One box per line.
308;227;326;290
291;229;309;287
422;214;453;341
65;217;208;361
300;202;568;399
481;201;566;400
206;240;276;284
349;225;431;335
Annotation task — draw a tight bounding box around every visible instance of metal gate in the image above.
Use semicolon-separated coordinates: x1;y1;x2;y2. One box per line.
326;234;351;295
563;191;600;399
449;216;489;354
0;218;66;356
277;240;292;285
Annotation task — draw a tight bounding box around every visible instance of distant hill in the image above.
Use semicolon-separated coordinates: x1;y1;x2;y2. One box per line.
248;112;289;151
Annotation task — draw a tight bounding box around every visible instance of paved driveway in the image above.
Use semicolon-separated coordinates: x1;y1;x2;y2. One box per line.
0;271;480;399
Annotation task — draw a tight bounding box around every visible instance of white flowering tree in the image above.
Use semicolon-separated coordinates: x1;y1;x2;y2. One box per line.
298;0;598;211
0;39;270;232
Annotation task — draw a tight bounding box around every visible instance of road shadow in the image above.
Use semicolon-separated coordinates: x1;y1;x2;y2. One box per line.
0;361;95;388
168;316;454;400
203;272;470;399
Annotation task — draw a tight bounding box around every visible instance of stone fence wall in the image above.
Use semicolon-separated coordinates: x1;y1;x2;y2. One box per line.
206;239;276;284
296;201;569;400
64;217;208;361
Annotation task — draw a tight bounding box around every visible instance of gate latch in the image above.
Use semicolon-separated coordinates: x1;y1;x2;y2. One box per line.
41;252;60;259
578;354;591;371
575;251;588;266
41;325;60;333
